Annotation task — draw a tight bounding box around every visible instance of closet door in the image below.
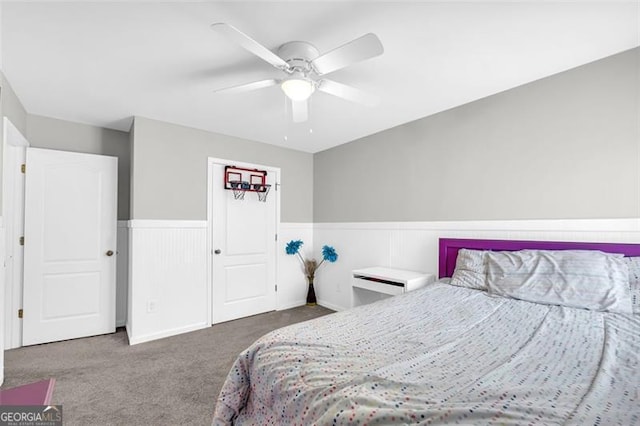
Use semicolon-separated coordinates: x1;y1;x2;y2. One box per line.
23;148;117;346
211;162;277;323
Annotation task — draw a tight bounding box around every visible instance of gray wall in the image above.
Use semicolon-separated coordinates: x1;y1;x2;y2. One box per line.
0;71;28;212
314;47;640;222
130;117;313;222
1;73;26;136
26;114;131;220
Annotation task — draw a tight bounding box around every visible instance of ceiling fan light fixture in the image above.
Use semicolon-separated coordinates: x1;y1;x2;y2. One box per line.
281;78;315;101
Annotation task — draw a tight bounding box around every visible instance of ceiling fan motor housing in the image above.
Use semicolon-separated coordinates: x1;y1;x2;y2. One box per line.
277;41;320;75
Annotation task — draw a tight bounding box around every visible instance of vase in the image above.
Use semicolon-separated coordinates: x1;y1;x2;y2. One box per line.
306;276;317;306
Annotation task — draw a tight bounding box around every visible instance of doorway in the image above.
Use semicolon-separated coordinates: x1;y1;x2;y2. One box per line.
2;121;118;347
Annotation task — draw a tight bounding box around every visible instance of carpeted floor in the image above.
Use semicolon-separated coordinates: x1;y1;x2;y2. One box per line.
2;305;333;425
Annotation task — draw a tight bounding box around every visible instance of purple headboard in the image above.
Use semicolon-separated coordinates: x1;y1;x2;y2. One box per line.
439;238;640;278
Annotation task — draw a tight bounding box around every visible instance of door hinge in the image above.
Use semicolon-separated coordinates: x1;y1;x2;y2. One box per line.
275;233;278;241
21;164;25;174
19;236;24;246
18;309;23;319
275;285;278;292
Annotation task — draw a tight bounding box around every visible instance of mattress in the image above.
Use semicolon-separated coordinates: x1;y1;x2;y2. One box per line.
212;282;640;425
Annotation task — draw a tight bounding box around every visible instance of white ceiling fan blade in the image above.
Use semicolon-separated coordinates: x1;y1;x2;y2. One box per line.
318;80;379;107
311;33;384;76
213;79;279;94
211;23;290;71
291;100;308;123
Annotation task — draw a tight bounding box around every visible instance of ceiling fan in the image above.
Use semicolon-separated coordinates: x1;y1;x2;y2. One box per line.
211;23;384;123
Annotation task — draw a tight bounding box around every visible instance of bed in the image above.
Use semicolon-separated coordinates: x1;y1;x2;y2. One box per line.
212;238;640;425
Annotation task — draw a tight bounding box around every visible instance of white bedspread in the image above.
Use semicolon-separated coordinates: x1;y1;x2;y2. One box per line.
212;283;640;425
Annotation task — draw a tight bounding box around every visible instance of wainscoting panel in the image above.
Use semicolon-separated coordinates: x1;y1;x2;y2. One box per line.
127;220;208;345
277;223;313;310
313;226;392;311
124;218;640;340
314;219;640;311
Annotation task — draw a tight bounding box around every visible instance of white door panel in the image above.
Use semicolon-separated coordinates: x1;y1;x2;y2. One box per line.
212;162;277;323
23;148;117;346
42;272;101;318
226;201;268;255
43;166;102;261
225;264;268;301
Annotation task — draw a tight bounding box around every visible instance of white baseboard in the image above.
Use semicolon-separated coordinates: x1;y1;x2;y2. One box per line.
127;321;209;345
276;300;307;311
317;299;345;312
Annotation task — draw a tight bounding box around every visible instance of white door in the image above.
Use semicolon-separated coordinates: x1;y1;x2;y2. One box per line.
23;148;117;346
3;118;28;349
211;162;278;323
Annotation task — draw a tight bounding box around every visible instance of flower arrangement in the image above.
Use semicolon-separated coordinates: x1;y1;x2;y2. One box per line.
285;240;338;305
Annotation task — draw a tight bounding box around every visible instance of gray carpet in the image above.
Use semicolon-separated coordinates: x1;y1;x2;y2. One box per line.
1;305;333;425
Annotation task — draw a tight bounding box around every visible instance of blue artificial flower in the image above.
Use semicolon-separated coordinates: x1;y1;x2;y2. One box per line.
285;240;303;255
322;245;338;263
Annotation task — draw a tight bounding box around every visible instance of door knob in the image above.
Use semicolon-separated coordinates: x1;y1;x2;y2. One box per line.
214;249;222;255
106;250;114;257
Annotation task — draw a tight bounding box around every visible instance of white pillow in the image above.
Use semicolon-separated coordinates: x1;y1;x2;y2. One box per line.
486;249;632;314
624;256;640;315
450;249;487;291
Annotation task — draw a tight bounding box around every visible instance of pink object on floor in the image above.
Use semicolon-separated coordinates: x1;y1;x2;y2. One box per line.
0;379;55;405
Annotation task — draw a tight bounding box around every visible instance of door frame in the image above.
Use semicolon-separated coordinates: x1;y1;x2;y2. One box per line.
3;118;29;349
206;157;281;325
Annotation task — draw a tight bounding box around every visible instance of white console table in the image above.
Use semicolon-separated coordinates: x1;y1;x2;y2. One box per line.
351;267;435;307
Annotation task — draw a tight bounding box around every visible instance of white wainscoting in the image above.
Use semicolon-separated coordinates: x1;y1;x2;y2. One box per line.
313;219;640;311
277;223;313;310
124;218;640;342
127;220;208;345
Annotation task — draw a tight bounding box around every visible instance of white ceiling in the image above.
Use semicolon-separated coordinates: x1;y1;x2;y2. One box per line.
2;1;639;153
